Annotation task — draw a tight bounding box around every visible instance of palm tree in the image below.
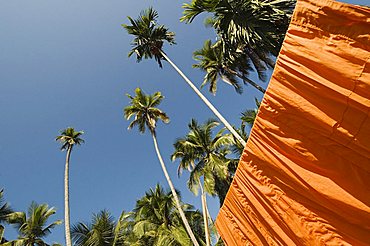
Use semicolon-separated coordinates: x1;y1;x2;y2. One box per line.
71;210;133;246
0;189;13;244
122;8;246;147
172;119;233;204
193;40;266;94
6;202;62;246
56;127;84;246
171;119;234;245
181;0;294;61
229;99;261;171
132;184;205;246
240;97;261;131
0;190;12;224
124;88;200;246
182;0;294;86
193;40;242;95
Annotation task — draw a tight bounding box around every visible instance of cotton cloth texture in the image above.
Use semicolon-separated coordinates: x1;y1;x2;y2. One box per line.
215;0;370;245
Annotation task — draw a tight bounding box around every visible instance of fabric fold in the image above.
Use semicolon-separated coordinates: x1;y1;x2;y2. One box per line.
216;0;370;245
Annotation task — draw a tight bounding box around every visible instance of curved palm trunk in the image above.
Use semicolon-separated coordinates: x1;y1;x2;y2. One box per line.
160;51;246;147
64;146;72;246
199;180;211;246
151;133;200;246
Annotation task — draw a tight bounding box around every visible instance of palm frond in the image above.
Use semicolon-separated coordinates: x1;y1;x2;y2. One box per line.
123;7;176;68
124;88;169;135
55;127;84;151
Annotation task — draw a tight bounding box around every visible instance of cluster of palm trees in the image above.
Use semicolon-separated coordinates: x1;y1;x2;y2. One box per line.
122;86;262;246
117;0;293;243
0;88;260;246
122;0;294;147
70;185;206;246
1;0;294;245
0;185;204;246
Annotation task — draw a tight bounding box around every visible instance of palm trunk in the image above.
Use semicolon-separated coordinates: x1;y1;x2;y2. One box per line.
234;72;266;94
64;146;72;246
205;202;220;242
0;225;4;243
223;66;266;93
199;180;211;246
160;51;246;147
151;133;200;246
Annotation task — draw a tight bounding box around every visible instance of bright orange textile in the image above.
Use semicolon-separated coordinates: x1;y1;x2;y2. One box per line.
216;0;370;245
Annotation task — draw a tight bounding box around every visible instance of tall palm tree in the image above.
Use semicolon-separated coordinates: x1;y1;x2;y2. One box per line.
171;119;233;245
193;40;266;94
181;0;294;60
6;202;62;246
182;0;294;86
122;8;246;147
172;119;233;204
132;184;205;246
0;189;13;244
124;88;200;246
56;127;84;246
71;210;133;246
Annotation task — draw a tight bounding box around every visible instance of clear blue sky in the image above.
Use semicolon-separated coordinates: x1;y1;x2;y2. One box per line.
0;0;365;244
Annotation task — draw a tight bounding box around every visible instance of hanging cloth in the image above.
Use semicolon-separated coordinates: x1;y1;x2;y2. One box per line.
216;0;370;244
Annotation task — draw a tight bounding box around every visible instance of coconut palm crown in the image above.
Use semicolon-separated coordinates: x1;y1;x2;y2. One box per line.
172;119;233;199
0;190;12;224
55;127;85;151
194;40;267;94
181;0;294;57
6;202;62;246
0;189;13;244
122;7;175;68
71;210;133;246
124;88;169;135
132;184;206;246
193;40;243;95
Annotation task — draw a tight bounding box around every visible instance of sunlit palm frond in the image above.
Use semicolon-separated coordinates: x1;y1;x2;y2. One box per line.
131;184;205;245
123;7;176;68
7;202;60;246
172;118;233;201
124;88;169;135
55;127;84;151
184;0;295;83
0;190;13;223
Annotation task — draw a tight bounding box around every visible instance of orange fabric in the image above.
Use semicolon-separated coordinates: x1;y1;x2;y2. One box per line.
216;0;370;245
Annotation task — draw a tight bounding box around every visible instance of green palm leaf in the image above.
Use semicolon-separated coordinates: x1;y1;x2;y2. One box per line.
7;202;61;246
122;7;175;68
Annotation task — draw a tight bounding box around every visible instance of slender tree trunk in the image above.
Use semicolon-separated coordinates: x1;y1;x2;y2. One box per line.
223;66;266;93
151;133;200;246
205;203;220;242
234;72;266;93
64;146;72;246
199;180;211;246
160;50;246;147
0;225;4;243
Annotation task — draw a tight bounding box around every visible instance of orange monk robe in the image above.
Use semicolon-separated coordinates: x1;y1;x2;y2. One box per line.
216;0;370;245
